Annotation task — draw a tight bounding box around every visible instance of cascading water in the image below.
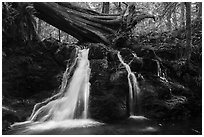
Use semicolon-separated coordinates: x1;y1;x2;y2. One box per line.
154;59;169;84
30;48;91;121
11;48;103;131
117;52;141;116
155;60;162;77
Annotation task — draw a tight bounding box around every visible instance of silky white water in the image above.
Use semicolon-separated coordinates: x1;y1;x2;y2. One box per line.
32;49;90;121
117;52;140;116
154;59;169;83
12;49;92;129
155;60;162;77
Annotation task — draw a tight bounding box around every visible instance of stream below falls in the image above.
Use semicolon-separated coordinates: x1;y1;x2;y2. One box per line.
6;115;201;135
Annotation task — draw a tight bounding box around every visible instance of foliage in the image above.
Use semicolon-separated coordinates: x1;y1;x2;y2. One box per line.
2;2;37;43
31;2;201;42
2;2;194;49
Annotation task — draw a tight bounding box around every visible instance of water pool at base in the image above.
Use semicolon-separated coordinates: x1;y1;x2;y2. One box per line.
6;116;201;135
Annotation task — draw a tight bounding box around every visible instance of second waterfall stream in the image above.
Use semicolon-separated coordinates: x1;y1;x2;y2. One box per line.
117;51;141;116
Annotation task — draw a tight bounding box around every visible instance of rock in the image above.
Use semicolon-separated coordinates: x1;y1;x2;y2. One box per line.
130;57;143;72
87;43;109;60
107;50;119;62
141;58;158;75
54;44;77;68
110;70;127;86
2;106;19;132
89;57;129;122
120;48;134;63
138;74;193;121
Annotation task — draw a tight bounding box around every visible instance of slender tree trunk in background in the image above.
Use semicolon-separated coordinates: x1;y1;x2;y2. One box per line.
180;2;185;27
58;29;61;42
185;2;192;60
173;9;178;29
102;2;110;14
113;2;122;13
197;2;202;18
67;34;70;43
118;2;122;12
37;19;42;34
167;12;172;31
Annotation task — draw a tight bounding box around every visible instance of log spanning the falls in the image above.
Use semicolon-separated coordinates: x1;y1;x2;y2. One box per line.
33;2;155;45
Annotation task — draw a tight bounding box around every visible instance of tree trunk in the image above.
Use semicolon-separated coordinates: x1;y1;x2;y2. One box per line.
102;2;109;14
118;2;122;13
197;2;202;18
180;2;185;27
113;2;122;14
185;2;192;60
58;29;61;42
167;12;172;31
163;2;172;31
37;18;42;34
173;8;177;29
33;2;155;46
67;34;70;42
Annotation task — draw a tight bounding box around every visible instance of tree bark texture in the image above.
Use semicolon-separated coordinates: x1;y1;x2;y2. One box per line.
167;12;172;31
33;2;155;45
102;2;110;14
173;9;177;29
197;2;202;18
58;29;61;42
37;19;42;34
185;2;192;60
180;2;185;27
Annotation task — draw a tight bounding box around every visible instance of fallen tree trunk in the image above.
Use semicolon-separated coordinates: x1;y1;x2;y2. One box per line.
33;2;155;45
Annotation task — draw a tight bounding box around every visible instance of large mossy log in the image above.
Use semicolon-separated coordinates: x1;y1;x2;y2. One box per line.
33;2;155;45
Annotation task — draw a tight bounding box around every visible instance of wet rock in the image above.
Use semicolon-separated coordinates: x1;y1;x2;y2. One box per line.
89;88;127;122
139;75;192;121
107;50;119;62
129;56;143;72
141;58;158;75
87;43;109;60
89;58;129;122
110;70;127;85
54;44;77;68
120;48;134;63
89;58;110;101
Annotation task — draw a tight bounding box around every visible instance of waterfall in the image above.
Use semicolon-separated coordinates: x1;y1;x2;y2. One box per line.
11;49;105;132
20;49;91;124
154;59;169;83
155;60;162;77
117;52;140;116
